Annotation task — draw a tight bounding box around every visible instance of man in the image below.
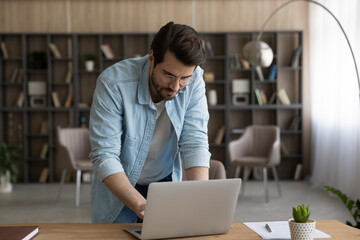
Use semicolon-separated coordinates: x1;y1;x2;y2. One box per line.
89;22;211;223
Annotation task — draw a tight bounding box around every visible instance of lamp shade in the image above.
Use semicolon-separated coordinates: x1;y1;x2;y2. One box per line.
242;40;274;67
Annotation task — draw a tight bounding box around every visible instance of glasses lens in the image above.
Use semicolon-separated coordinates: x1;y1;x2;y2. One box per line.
183;76;196;86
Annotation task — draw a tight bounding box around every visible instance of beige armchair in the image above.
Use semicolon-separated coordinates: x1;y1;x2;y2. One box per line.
228;125;281;202
57;127;93;207
209;160;226;179
182;159;226;180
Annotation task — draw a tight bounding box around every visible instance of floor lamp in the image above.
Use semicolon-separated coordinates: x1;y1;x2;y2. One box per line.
242;0;360;96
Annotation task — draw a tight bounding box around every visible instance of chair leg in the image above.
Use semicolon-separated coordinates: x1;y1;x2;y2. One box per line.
235;166;241;178
76;170;81;207
58;168;67;200
272;166;282;197
241;166;248;196
263;167;269;203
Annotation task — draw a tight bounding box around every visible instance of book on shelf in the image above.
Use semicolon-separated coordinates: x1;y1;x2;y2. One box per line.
40;143;49;159
52;91;61;107
48;43;62;58
214;125;225;144
203;72;215;83
268;91;277;104
64;92;73;107
294;163;303;180
0;225;39;240
277;88;291;105
16;91;24;107
260;90;268;104
280;140;289;155
39;167;49;183
231;127;245;134
78;102;89;108
204;41;214;56
9;68;19;83
291;45;302;67
254;88;263;105
40;121;48;135
17;68;24;83
100;44;115;59
288;115;301;130
64;65;73;83
0;41;9;58
255;66;264;81
244;167;253;181
231;53;241;70
239;57;250;69
268;64;277;81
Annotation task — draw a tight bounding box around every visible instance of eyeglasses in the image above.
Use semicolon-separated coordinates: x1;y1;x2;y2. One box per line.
155;67;196;87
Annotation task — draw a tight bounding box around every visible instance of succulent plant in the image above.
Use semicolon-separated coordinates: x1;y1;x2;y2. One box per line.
292;204;311;223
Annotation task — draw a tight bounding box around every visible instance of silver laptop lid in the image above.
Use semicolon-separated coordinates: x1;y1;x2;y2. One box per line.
140;178;241;239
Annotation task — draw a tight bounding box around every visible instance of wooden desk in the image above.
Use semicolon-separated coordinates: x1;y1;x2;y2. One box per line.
1;220;359;239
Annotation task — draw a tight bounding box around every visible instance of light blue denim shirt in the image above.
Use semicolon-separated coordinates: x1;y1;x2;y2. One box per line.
89;55;211;223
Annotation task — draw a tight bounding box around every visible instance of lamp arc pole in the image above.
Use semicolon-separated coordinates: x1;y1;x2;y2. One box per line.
251;0;360;95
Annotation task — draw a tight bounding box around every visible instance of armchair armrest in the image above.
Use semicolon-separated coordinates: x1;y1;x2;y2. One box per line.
267;137;281;166
228;131;252;161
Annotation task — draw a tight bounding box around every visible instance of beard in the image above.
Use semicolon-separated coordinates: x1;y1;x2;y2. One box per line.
150;71;180;102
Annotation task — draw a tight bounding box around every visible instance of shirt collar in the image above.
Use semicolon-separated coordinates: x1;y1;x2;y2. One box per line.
137;55;153;107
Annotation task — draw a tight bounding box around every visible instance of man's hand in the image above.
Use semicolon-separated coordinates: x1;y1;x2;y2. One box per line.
103;172;146;219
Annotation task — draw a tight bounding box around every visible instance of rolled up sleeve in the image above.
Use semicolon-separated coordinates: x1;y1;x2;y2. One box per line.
180;70;211;170
89;75;125;181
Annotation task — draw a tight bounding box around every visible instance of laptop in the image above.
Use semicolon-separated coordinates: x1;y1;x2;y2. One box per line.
124;178;241;239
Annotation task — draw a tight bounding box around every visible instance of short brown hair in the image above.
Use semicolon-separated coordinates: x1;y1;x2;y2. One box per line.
151;22;206;67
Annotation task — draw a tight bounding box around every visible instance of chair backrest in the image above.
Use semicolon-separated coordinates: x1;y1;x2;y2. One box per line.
209;160;226;179
247;125;279;156
57;127;91;169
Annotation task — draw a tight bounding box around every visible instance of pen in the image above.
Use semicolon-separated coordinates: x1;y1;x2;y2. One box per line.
265;224;272;233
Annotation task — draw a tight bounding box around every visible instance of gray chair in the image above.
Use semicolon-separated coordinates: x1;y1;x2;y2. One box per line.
228;125;281;202
57;126;92;207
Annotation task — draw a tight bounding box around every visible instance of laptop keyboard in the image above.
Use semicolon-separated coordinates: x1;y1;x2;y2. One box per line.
135;230;142;235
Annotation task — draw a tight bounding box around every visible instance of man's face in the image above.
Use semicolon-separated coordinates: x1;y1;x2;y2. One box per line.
148;50;195;103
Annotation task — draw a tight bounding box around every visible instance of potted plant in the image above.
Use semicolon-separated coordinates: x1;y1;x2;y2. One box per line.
288;204;316;240
324;186;360;229
0;142;22;193
84;53;96;71
30;51;47;69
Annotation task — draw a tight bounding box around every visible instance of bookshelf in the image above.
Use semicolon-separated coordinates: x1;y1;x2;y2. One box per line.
202;31;303;179
0;31;303;182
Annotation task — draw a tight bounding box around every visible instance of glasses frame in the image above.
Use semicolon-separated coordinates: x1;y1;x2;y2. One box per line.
155;66;196;87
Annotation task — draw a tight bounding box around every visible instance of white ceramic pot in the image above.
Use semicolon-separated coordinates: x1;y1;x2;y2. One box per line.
208;89;217;106
85;60;95;72
288;218;316;240
0;170;13;193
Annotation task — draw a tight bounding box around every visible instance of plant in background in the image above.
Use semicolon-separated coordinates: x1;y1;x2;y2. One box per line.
83;53;96;61
293;204;311;223
324;186;360;229
0;142;23;183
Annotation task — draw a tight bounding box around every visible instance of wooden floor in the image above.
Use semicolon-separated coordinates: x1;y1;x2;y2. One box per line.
0;181;352;224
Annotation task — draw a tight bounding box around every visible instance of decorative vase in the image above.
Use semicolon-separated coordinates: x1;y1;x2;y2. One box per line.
85;60;95;72
0;170;13;193
208;89;217;106
288;218;316;240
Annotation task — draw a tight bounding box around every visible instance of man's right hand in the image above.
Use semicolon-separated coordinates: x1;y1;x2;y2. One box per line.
103;172;146;219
